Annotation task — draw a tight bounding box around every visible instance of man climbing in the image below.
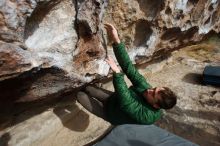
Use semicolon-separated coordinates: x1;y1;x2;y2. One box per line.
77;23;177;125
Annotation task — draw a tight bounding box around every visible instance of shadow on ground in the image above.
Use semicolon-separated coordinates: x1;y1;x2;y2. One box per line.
53;103;90;132
0;67;86;131
0;133;11;146
182;73;203;85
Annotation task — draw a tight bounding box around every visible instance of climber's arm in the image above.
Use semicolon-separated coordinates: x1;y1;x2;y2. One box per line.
104;23;151;91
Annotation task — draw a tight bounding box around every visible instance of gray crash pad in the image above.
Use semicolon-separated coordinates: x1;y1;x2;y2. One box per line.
94;124;198;146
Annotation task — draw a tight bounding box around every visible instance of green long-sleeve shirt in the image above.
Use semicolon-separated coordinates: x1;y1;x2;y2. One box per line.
106;42;162;125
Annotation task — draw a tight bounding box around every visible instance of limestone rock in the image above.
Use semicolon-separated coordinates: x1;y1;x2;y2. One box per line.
0;0;220;145
1;0;220;83
0;0;219;85
73;0;107;78
0;0;109;103
0;0;109;84
0;0;38;42
0;42;38;81
104;0;220;59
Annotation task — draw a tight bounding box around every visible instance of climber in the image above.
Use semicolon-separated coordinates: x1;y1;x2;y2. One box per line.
77;23;177;125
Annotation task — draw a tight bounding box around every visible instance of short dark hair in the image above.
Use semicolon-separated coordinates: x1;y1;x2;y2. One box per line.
157;87;177;109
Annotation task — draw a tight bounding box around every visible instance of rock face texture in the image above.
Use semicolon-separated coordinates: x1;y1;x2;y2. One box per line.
104;0;220;61
0;0;109;82
0;0;220;102
0;0;220;145
0;0;109;104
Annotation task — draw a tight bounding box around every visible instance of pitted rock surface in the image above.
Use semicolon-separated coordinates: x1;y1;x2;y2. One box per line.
0;1;220;145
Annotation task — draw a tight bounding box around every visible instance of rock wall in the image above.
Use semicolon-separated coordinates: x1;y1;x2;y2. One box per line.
0;0;108;82
0;0;220;102
0;0;220;145
104;0;220;61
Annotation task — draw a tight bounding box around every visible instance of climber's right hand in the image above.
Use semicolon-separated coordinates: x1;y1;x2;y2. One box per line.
104;23;121;44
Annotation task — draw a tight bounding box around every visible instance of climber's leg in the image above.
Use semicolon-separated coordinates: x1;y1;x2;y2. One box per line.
85;85;113;103
77;91;107;120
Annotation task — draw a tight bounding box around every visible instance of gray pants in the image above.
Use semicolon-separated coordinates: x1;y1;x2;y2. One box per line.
77;86;113;121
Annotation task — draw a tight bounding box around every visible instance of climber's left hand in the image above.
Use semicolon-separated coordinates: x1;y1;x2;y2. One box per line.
105;56;120;73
